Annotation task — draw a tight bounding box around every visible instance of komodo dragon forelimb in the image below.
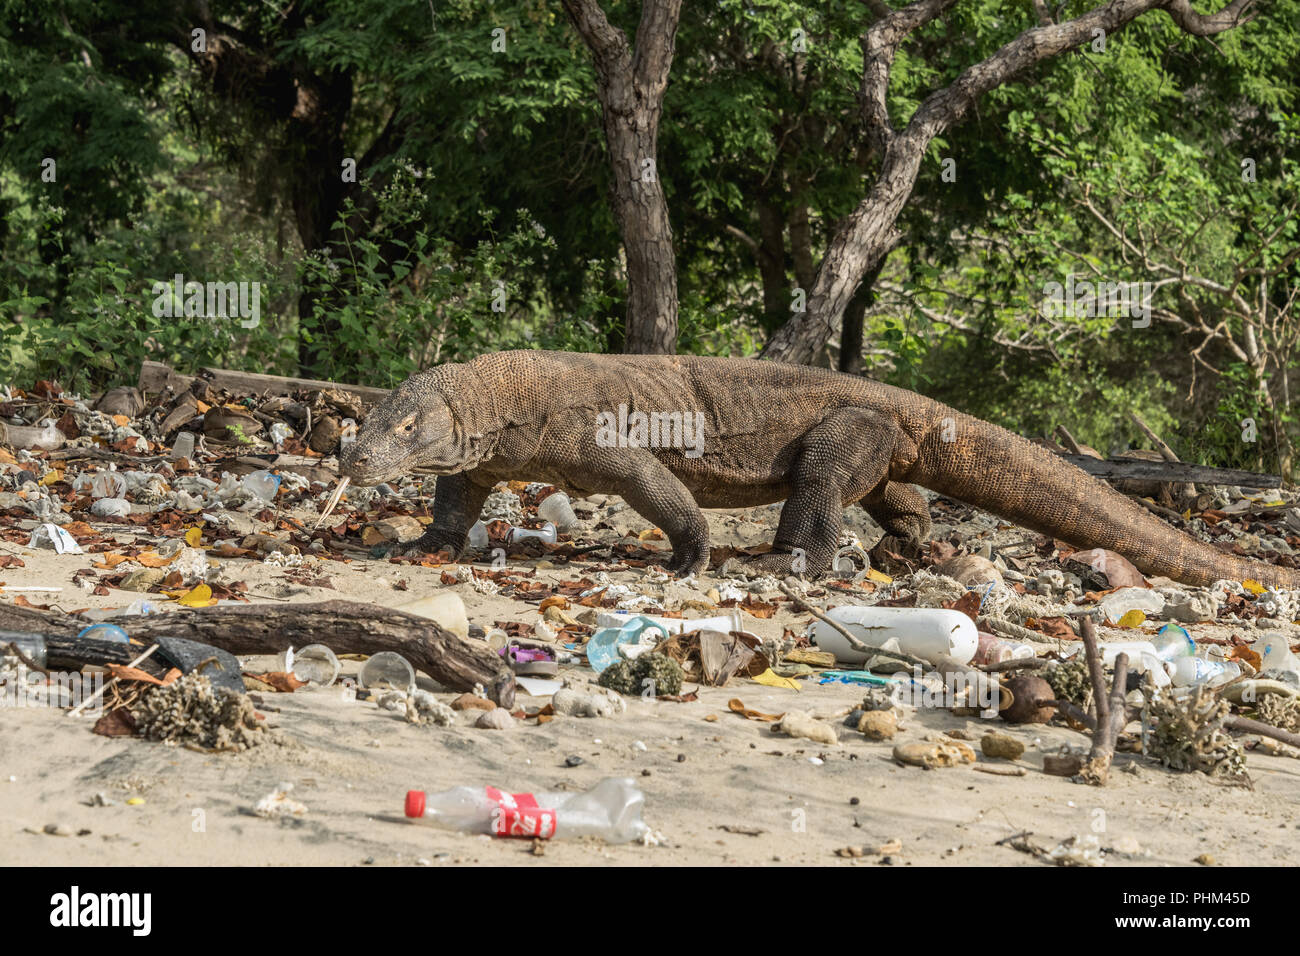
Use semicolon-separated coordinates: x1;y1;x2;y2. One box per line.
341;350;1300;589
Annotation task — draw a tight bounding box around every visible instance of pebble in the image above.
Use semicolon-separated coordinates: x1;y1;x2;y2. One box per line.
475;708;515;730
980;732;1026;760
565;755;585;767
857;710;898;740
43;823;73;837
776;710;838;746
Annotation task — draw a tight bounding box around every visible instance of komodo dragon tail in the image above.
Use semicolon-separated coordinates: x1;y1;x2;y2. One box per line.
906;407;1300;590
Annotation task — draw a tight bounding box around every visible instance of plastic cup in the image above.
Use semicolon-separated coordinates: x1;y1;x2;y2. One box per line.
284;644;340;687
358;651;416;694
537;492;578;530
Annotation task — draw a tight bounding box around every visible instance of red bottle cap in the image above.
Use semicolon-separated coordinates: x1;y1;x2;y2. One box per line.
405;790;426;818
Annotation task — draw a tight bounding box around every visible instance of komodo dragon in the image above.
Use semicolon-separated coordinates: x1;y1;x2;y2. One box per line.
340;350;1299;589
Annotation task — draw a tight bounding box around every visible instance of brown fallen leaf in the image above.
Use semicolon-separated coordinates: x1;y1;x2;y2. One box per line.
728;698;783;722
1067;548;1146;589
243;671;308;693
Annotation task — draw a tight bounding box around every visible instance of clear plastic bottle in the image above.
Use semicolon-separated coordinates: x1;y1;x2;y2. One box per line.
404;777;648;843
1169;656;1242;688
973;633;1035;666
0;631;48;668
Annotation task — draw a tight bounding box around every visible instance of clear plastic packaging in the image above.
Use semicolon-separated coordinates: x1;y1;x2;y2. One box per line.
404;777;648;843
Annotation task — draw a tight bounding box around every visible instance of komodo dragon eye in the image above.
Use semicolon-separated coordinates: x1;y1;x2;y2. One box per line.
398;416;416;434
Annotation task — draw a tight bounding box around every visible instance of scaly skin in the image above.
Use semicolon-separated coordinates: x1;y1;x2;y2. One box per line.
340;350;1300;588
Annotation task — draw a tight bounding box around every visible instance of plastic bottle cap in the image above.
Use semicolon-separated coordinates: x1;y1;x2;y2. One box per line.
405;790;426;818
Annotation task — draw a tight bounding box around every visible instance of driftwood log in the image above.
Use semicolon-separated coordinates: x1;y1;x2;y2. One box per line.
0;601;515;707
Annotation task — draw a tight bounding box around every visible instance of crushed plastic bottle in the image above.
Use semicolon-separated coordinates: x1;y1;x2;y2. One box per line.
505;522;558;546
1254;633;1300;685
0;630;48;668
467;520;489;549
404;777;648;843
973;633;1035;666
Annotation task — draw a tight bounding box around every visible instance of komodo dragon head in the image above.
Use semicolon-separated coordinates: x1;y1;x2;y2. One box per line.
339;370;482;484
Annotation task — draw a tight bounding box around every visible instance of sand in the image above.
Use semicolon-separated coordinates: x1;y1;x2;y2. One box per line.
3;496;1299;867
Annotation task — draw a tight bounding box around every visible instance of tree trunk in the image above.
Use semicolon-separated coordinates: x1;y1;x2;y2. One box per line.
759;0;1256;366
756;197;788;331
838;257;886;375
562;0;682;355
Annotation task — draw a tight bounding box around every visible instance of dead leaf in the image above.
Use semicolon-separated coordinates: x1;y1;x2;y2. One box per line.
243;671;308;692
1067;548;1146;589
728;698;783;722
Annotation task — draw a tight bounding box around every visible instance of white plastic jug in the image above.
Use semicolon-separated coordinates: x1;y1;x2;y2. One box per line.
809;606;979;665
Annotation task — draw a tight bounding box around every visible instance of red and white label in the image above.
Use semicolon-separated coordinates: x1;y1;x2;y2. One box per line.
485;786;557;839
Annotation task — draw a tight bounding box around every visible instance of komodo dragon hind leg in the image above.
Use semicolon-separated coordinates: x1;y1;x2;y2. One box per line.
739;409;894;576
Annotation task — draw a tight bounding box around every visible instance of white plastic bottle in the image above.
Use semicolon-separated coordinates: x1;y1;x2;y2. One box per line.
404;777;648;843
809;606;979;665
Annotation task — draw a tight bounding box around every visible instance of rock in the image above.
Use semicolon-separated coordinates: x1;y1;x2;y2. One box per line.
936;554;1003;587
1036;569;1066;593
362;516;425;545
1194;853;1215;866
309;416;342;454
95;386;146;417
475;708;515;730
1161;588;1217;623
776;710;839;746
120;568;166;592
892;737;975;769
1000;675;1056;724
43;823;73;837
1236;533;1261;556
857;710;898;740
552;684;625;718
451;693;496;711
1043;753;1084;776
980;731;1025;760
565;755;584;767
